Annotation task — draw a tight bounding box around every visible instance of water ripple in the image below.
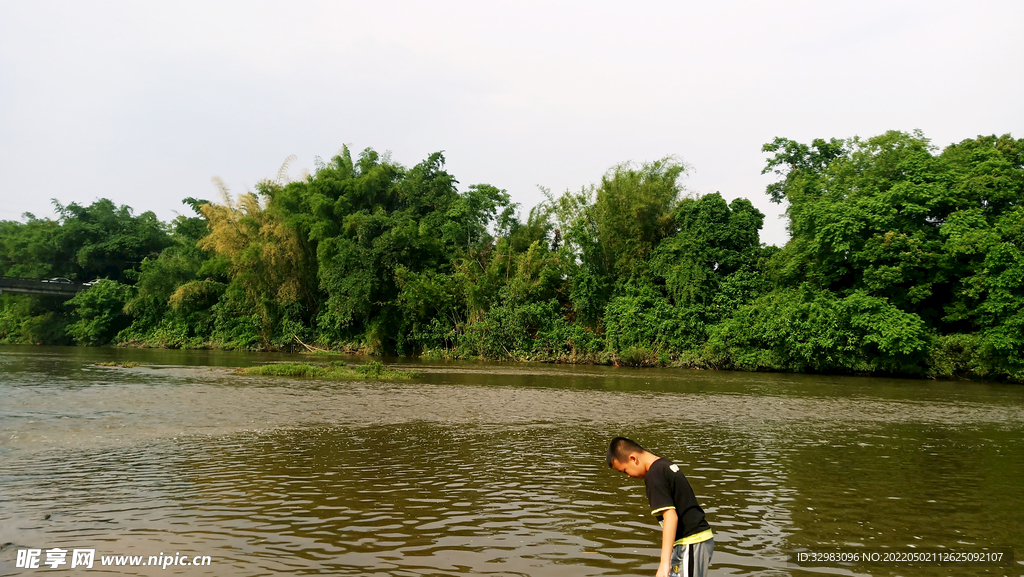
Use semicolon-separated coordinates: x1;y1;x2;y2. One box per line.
2;349;1023;576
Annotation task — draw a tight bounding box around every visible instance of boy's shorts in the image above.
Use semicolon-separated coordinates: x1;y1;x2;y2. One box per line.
669;538;713;577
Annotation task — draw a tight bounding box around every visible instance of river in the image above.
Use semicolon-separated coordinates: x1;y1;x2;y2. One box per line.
1;345;1021;576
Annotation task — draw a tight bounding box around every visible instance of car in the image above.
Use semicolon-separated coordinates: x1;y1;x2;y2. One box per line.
82;279;101;287
45;277;74;284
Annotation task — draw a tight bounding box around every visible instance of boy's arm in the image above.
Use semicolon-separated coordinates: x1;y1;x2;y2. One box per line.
656;507;678;577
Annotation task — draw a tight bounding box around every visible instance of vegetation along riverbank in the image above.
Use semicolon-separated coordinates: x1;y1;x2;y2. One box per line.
239;361;419;381
1;131;1022;381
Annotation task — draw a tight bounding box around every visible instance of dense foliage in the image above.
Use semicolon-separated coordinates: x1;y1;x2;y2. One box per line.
1;132;1021;380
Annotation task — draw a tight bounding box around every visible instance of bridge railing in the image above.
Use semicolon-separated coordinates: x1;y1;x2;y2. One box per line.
0;277;87;296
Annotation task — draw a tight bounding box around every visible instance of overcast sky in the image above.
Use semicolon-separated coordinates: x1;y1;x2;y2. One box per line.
1;1;1021;246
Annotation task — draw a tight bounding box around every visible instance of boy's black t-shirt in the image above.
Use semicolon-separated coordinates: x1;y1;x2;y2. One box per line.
644;458;711;541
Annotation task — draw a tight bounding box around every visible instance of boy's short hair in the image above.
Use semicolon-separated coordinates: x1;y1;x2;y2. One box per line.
607;437;645;467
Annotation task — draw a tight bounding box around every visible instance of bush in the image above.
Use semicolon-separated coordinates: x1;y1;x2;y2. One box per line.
66;280;134;346
239;361;417;380
703;288;930;374
928;333;987;379
464;299;562;359
604;283;706;356
531;315;607;362
616;346;660;367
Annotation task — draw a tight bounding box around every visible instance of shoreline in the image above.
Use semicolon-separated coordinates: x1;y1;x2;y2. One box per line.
95;339;1017;384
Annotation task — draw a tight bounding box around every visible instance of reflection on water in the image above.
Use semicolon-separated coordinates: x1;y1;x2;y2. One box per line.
1;345;1022;576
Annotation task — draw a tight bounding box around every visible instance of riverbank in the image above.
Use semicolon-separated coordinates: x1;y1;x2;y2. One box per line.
105;337;1020;384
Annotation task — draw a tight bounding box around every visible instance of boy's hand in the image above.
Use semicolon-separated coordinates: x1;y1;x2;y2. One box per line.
657;508;678;577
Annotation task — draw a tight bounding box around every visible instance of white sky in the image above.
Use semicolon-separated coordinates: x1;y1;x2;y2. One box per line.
1;1;1021;247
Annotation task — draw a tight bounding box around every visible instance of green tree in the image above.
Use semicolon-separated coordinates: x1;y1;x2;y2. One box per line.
65;280;134;346
761;130;1024;378
651;192;766;321
0;215;60;279
315;151;442;351
120;199;223;347
703;287;930;374
51;199;171;282
554;157;687;326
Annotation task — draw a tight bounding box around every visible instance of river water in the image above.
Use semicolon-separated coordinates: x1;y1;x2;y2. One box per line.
1;345;1021;576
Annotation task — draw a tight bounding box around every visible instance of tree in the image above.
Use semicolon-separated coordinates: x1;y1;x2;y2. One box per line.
761;130;1024;378
66;280;134;346
0;215;60;279
0;199;170;283
651;192;765;318
554;157;688;326
120;199;222;347
51;199;171;282
197;178;312;349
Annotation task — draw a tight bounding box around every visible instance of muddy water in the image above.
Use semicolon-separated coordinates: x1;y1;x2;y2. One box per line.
1;345;1022;576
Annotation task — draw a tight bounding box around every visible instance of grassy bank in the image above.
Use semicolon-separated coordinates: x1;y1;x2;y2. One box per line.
238;360;419;381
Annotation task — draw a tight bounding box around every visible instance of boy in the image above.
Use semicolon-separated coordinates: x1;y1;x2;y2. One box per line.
607;437;713;577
